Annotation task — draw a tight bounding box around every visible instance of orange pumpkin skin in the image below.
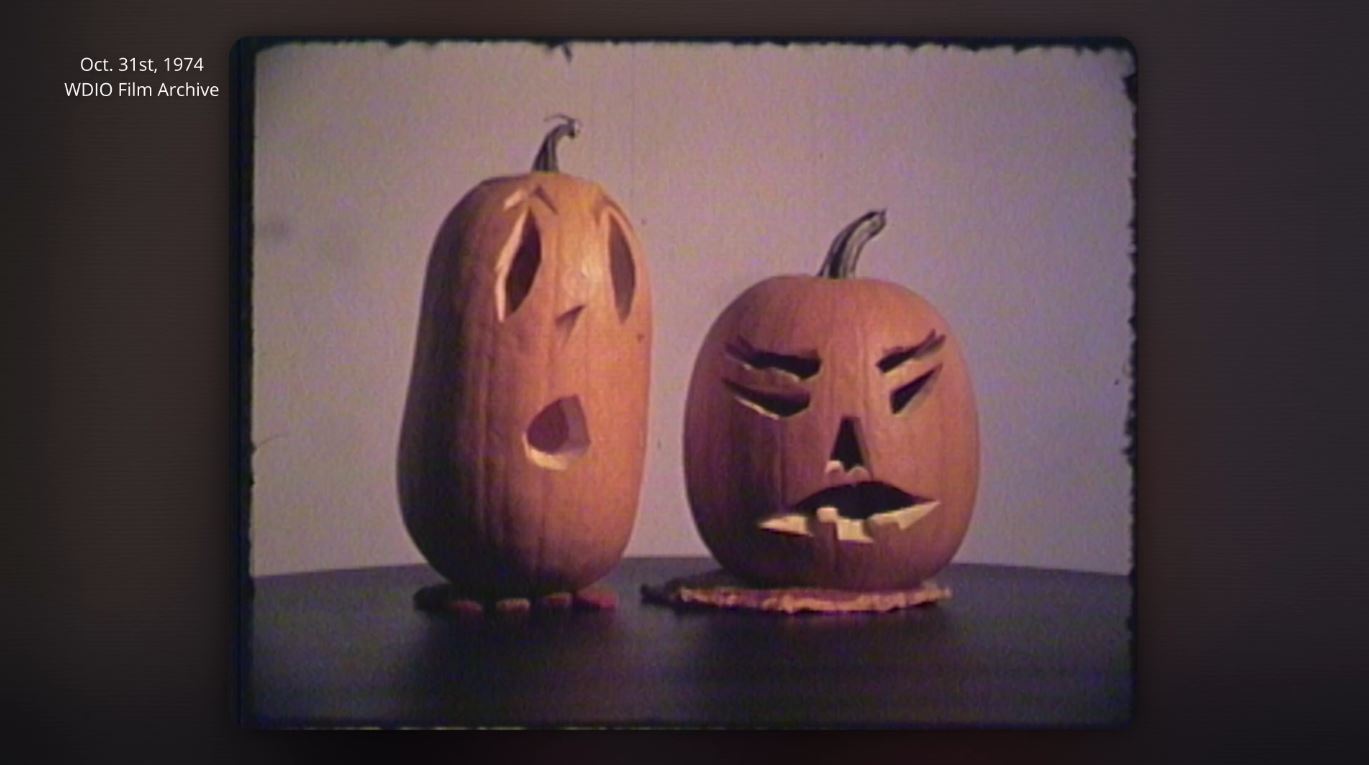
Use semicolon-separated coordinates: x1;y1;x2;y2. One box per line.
683;215;978;590
398;132;651;598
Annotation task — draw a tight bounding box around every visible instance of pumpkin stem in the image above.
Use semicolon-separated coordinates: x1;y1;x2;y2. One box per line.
532;114;581;172
818;209;887;279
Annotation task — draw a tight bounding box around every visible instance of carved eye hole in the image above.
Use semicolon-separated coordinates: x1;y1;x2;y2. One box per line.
607;215;635;321
495;213;541;321
891;366;941;414
877;329;945;374
723;380;810;419
725;338;821;380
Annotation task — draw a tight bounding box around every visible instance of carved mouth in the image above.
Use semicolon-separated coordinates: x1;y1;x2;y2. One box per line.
524;396;590;470
758;481;938;544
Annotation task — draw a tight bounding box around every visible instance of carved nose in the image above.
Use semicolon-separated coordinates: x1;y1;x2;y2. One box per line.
827;417;867;474
555;303;586;345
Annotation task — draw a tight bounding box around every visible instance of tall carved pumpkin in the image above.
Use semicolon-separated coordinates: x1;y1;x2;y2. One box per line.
683;210;978;590
398;117;652;598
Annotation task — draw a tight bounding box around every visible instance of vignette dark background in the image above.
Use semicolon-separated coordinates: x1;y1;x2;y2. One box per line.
5;0;1367;760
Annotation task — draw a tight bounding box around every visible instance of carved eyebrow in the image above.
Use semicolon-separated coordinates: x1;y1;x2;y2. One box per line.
725;338;821;380
530;185;559;214
501;184;560;214
877;329;946;373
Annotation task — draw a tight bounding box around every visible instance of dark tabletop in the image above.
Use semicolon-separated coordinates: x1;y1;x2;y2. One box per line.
242;557;1131;728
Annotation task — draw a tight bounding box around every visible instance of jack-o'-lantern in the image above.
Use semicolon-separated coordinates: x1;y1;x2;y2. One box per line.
683;210;978;590
398;117;652;598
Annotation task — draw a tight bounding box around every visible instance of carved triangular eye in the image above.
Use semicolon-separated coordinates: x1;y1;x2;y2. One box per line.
891;366;941;414
723;379;810;419
607;214;635;321
496;213;541;321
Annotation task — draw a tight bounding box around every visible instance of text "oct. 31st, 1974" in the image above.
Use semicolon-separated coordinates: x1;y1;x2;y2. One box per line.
66;56;220;98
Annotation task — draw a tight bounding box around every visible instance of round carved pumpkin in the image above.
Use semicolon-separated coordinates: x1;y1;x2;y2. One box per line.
398;117;652;598
683;210;978;590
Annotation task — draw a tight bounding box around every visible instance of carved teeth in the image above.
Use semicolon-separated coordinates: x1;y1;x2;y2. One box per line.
812;507;874;544
833;517;874;543
867;502;939;531
758;501;939;543
758;514;812;537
